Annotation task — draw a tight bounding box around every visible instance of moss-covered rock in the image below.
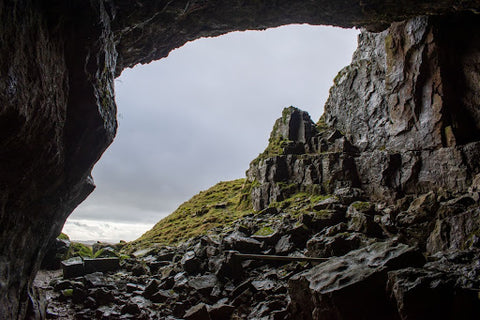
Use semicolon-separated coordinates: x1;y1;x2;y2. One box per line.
124;179;254;252
66;242;93;259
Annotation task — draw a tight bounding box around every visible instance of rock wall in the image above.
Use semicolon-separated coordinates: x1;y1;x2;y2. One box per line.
0;1;117;318
244;15;480;318
1;0;480;318
325;14;480;199
248;14;480;208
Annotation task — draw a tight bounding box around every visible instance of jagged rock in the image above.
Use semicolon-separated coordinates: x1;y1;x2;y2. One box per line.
208;302;235;320
3;0;480;316
121;302;141;315
41;238;70;270
61;258;85;279
84;258;120;274
387;250;480;319
184;302;210;320
91;287;115;306
188;274;218;295
334;187;365;205
214;251;243;280
346;201;383;237
150;289;179;303
223;232;263;253
274;235;295;255
288;240;425;320
387;268;480;320
181;251;203;275
83;272;106;288
306;232;369;258
310;209;346;231
142;279;161;299
131;262;150;276
312;197;341;211
426;208;480;254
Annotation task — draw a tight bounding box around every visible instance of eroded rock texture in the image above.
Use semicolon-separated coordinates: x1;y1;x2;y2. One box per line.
2;0;480;318
0;1;116;318
248;14;480;207
324;14;480;199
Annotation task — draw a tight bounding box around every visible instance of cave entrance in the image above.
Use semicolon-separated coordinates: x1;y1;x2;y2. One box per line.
62;24;359;243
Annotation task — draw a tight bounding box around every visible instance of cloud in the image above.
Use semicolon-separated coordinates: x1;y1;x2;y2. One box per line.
65;24;359;241
63;219;154;242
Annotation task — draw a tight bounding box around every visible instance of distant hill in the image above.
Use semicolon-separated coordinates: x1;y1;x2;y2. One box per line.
124;179;253;252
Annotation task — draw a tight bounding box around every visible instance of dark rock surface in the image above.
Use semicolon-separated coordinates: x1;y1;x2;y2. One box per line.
35;188;480;319
3;0;480;318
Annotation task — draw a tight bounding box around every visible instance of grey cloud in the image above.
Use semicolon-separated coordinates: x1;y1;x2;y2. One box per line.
67;25;359;237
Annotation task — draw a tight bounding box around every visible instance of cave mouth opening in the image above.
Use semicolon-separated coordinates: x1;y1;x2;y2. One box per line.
61;24;359;243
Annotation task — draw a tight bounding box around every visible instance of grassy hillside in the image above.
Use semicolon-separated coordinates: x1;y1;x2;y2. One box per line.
124;179;253;252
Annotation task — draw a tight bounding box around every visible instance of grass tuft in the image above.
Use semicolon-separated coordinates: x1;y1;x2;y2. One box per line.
123;179;253;253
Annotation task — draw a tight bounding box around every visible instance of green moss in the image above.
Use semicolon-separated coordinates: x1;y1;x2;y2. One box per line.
310;194;333;203
93;248;119;258
66;242;93;259
351;201;373;212
254;226;275;236
123;179;253;253
62;289;73;297
463;229;480;249
250;107;305;166
316;114;329;132
57;233;70;240
266;191;332;218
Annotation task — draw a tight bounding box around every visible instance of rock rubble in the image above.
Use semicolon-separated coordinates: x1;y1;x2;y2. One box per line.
38;187;480;319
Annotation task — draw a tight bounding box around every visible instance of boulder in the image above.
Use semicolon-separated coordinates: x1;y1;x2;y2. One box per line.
184;303;211;320
84;258;120;274
61;258;85;279
288;240;425;320
41;238;70;270
223;232;263;253
427;208;480;254
387;250;480;319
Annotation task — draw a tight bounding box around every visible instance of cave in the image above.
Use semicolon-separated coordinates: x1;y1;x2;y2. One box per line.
1;1;480;319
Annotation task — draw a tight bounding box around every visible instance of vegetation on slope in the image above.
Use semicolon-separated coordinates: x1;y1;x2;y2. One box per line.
125;179;253;252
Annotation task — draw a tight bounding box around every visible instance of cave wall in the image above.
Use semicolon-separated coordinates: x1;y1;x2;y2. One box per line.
247;15;480;208
0;1;116;318
324;14;480;199
1;0;480;318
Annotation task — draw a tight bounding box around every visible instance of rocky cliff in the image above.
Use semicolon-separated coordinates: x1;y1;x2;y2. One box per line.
2;0;480;319
248;15;480;207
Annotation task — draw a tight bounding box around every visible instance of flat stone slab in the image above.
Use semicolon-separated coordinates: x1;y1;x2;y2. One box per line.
61;257;85;279
84;258;120;274
61;257;120;278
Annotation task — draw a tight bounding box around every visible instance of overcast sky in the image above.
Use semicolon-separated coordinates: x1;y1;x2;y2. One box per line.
62;24;359;242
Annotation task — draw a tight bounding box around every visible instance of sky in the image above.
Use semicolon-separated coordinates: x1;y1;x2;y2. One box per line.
62;24;360;242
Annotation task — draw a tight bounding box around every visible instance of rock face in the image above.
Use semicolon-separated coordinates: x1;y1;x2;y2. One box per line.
246;107;360;211
248;14;480;208
0;2;117;318
325;14;480;199
2;0;480;318
37;192;480;319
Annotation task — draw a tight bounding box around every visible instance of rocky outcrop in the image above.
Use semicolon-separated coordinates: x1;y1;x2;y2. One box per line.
246;107;360;211
37;188;480;319
2;0;480;318
248;15;480;210
324;14;480;199
0;2;117;318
